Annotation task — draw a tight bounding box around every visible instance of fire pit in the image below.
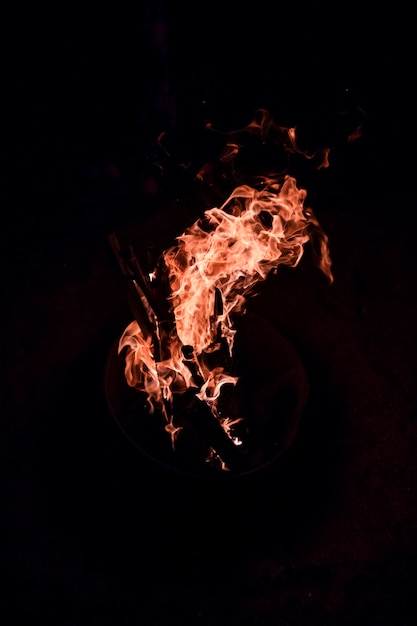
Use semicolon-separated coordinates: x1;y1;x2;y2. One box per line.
105;310;308;478
103;110;344;479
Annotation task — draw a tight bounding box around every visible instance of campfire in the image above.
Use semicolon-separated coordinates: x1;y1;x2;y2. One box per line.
105;109;358;478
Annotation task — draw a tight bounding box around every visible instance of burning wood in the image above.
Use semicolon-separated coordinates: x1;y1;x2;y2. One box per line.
107;110;346;474
108;233;162;358
109;182;331;470
109;231;247;468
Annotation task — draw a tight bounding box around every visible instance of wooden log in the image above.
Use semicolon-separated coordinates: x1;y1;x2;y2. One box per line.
174;389;251;473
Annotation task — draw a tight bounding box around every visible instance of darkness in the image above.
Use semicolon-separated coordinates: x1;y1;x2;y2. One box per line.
2;2;417;625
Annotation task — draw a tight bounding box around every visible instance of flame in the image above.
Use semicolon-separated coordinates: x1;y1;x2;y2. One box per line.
164;177;332;355
118;178;331;433
117;111;335;466
204;108;331;176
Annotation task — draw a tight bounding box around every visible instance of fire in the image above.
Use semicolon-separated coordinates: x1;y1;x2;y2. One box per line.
163;177;332;355
116;110;335;468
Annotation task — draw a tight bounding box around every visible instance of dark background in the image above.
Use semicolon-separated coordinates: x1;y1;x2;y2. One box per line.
2;2;417;625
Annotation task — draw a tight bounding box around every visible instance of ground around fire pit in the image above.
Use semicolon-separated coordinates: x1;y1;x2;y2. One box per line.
2;4;417;625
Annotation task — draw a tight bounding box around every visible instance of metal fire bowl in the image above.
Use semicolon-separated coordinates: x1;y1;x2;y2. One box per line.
104;312;309;479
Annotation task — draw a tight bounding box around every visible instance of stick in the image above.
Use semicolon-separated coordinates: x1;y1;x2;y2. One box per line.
181;344;248;471
175;389;250;473
108;233;162;361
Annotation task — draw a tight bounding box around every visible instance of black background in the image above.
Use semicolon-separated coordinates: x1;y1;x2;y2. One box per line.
2;2;417;625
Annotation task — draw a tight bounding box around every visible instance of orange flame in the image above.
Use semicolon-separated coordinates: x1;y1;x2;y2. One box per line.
119;178;331;422
118;111;334;457
164;177;332;355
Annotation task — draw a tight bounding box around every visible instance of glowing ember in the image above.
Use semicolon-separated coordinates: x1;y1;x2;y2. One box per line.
116;110;336;470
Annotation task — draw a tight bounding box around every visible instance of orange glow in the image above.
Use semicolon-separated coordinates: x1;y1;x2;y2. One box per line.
118;111;334;468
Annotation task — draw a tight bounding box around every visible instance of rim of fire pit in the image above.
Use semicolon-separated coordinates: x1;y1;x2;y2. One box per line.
104;312;309;480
